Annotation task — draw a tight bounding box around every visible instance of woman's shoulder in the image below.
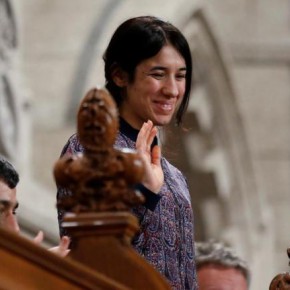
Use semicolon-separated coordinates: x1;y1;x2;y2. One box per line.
60;133;84;157
114;131;135;149
162;157;186;181
162;157;191;201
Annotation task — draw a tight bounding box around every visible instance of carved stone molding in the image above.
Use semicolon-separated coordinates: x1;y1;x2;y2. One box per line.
165;8;265;257
0;0;18;160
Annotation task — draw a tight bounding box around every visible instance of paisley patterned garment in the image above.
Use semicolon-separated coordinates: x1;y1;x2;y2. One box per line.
56;119;198;290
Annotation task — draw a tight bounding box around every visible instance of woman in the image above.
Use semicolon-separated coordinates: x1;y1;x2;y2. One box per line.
57;16;198;290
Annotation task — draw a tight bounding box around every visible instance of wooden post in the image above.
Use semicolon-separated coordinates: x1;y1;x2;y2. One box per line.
269;248;290;289
54;88;171;290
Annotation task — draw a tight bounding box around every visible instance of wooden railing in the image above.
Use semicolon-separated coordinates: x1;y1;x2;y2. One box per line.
0;88;171;289
54;88;171;290
0;226;128;290
269;248;290;290
62;211;171;290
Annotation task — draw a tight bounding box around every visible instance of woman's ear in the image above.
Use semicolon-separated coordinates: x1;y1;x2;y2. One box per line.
111;66;128;88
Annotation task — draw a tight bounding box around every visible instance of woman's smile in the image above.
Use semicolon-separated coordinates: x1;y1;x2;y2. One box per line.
120;44;186;129
153;100;175;113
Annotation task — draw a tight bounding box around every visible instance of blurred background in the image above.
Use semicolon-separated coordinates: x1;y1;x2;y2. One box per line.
1;0;289;288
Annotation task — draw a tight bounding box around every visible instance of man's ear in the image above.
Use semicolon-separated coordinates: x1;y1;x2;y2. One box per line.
111;66;128;87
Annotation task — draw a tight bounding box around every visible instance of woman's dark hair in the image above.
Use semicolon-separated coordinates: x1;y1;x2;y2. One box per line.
103;16;192;126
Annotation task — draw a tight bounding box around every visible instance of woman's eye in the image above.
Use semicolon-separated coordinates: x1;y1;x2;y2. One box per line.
150;73;164;79
176;74;186;80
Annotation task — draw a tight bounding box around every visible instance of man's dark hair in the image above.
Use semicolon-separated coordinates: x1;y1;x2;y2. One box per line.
0;156;19;189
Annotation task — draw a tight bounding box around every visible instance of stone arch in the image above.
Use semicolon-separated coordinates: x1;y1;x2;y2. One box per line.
0;0;19;160
164;8;270;260
65;0;123;123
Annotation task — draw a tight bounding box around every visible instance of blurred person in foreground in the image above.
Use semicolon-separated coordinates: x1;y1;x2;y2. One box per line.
0;155;70;257
195;240;250;290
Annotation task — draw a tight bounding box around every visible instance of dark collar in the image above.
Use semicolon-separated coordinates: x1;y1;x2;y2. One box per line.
119;117;139;142
119;118;158;147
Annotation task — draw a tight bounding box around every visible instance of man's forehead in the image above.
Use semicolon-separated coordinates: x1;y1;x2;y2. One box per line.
197;265;248;290
0;181;17;203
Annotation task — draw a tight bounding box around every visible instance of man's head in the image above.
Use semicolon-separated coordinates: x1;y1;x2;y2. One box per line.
195;240;250;290
0;156;20;233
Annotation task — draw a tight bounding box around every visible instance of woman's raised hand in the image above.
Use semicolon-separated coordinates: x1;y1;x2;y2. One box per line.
136;120;164;194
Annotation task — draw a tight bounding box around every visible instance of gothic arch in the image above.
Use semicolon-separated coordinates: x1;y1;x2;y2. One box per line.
164;8;270;260
0;0;19;160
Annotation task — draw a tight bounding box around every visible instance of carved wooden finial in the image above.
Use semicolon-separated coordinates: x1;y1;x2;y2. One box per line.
269;248;290;290
54;87;145;213
53;88;171;290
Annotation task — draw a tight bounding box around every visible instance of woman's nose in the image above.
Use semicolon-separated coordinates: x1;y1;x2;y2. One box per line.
162;77;179;98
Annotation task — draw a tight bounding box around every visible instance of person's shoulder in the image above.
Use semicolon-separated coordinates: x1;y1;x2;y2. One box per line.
162;157;185;179
114;131;135;149
60;133;84;157
162;157;191;201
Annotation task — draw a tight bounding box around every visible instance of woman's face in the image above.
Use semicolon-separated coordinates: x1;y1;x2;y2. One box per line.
119;44;186;129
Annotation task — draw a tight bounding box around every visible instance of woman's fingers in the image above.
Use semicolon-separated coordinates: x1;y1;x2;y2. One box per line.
136;120;157;153
136;121;149;152
147;125;158;151
151;145;161;166
135;120;163;193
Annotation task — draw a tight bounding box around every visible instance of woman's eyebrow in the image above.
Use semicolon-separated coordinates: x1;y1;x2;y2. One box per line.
149;66;187;71
149;66;166;71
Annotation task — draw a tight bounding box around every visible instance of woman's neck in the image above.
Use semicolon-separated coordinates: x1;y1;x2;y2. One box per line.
119;112;143;130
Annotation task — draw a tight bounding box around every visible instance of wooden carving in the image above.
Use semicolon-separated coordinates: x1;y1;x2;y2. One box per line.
269;248;290;290
54;87;145;213
53;88;171;289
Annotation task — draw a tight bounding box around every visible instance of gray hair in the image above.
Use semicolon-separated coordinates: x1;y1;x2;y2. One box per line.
195;240;250;286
